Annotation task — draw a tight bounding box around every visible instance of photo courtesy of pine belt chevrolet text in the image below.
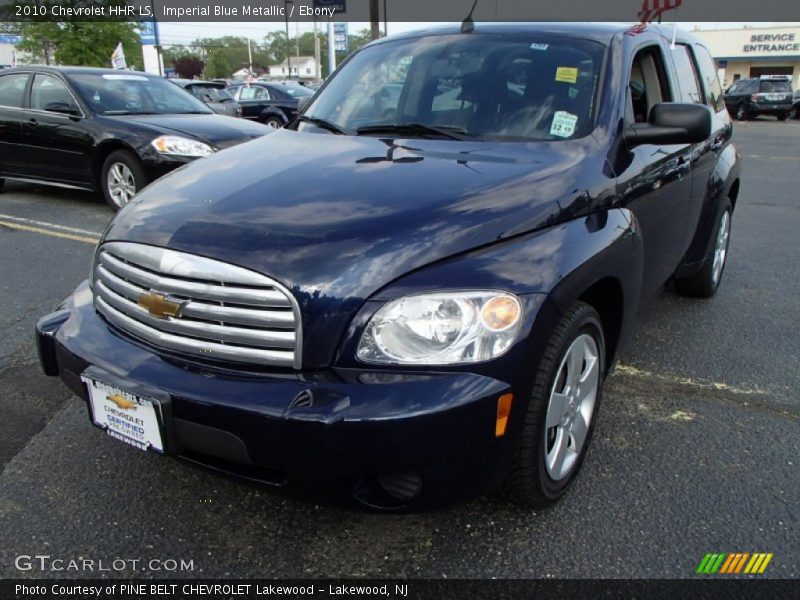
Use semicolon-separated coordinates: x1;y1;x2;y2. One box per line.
35;23;741;509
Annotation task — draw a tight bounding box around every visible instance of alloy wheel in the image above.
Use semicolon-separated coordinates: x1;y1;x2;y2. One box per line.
544;333;600;481
107;162;137;208
712;210;731;285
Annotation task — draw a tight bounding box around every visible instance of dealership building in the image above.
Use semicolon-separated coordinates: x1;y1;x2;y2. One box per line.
692;25;800;90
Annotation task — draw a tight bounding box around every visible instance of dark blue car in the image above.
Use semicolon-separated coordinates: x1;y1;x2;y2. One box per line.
37;23;740;509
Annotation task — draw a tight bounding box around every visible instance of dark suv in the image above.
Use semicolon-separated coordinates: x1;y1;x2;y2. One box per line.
36;24;740;509
723;75;793;120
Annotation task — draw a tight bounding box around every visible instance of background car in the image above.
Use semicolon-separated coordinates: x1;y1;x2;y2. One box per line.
789;89;800;119
723;75;793;120
0;66;270;209
227;81;313;129
171;79;241;118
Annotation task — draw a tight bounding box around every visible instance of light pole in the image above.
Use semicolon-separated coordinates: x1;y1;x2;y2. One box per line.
284;0;293;80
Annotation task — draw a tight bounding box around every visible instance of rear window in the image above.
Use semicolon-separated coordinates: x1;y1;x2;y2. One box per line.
759;80;791;93
188;85;233;102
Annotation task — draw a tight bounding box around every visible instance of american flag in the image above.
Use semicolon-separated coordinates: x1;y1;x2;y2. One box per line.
627;0;683;35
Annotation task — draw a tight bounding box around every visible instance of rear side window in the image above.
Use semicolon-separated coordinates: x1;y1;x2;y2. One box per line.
671;45;703;104
0;73;29;108
693;45;725;112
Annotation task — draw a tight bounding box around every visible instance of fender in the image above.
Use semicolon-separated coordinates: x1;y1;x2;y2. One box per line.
346;208;643;373
259;107;288;124
675;143;741;278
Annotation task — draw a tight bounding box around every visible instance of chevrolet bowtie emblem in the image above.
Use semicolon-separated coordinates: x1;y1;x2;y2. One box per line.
138;292;184;319
108;394;137;410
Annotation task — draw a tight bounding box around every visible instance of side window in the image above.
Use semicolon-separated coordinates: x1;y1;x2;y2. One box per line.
693;45;725;112
628;47;672;123
30;74;75;111
0;73;30;108
726;82;739;95
671;45;703;104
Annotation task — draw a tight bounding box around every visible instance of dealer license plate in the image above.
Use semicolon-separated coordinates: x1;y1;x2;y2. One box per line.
82;376;165;452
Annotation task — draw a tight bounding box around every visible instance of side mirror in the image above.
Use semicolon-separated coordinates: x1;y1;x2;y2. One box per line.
44;101;80;116
625;103;712;147
296;96;312;112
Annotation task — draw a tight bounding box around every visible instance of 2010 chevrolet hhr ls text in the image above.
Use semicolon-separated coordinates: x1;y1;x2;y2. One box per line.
37;23;740;509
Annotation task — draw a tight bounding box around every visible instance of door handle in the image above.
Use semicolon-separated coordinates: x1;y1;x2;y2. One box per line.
711;139;724;152
26;118;38;128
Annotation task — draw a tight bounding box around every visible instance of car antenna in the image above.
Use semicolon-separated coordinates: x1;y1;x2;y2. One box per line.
461;0;478;33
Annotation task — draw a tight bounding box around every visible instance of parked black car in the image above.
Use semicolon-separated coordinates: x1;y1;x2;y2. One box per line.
0;67;270;209
723;75;793;120
37;23;740;509
171;79;241;118
789;89;800;119
228;81;313;129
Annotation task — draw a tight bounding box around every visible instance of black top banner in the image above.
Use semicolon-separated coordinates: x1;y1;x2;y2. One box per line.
1;0;799;22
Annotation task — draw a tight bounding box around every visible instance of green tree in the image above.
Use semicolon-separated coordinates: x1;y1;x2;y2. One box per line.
17;21;140;68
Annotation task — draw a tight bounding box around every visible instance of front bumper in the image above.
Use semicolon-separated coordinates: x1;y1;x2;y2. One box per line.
36;282;521;509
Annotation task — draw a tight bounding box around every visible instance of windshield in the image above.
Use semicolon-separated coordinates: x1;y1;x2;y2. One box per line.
188;85;234;103
759;80;791;93
68;73;213;115
302;33;604;141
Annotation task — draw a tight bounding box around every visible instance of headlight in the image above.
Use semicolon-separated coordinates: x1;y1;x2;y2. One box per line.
357;291;523;365
150;135;214;157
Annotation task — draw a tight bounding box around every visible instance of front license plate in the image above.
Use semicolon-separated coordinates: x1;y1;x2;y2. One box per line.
81;376;165;453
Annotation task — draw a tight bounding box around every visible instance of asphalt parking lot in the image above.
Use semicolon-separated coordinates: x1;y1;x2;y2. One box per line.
0;119;797;580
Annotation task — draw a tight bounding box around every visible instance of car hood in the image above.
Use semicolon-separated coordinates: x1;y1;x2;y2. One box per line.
105;129;606;366
104;113;268;148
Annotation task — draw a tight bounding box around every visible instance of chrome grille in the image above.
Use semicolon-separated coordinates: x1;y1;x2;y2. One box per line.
93;242;301;368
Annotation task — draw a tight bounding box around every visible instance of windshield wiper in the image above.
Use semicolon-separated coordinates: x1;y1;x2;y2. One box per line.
356;123;468;140
297;115;349;135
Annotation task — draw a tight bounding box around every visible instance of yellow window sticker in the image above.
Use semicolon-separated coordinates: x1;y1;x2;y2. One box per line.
550;111;578;138
555;67;578;84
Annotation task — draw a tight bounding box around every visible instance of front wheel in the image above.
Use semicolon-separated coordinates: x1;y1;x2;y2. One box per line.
777;112;789;121
789;106;798;120
101;150;147;210
735;104;748;121
503;302;605;507
674;200;732;298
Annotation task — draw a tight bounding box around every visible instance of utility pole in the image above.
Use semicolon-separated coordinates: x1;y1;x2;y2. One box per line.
284;0;293;79
369;0;380;40
383;0;388;36
327;20;335;77
247;38;252;74
313;19;321;81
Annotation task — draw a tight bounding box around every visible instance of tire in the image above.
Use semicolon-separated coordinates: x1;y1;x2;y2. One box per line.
262;116;285;130
101;150;147;210
777;112;789;121
674;200;732;298
735;104;748;121
790;106;798;120
503;302;605;507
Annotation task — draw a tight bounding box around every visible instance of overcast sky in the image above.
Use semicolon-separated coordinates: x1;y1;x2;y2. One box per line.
157;22;799;47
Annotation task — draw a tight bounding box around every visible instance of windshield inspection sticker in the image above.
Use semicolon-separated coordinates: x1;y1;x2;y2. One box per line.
530;43;549;51
550;111;578;138
555;67;579;84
